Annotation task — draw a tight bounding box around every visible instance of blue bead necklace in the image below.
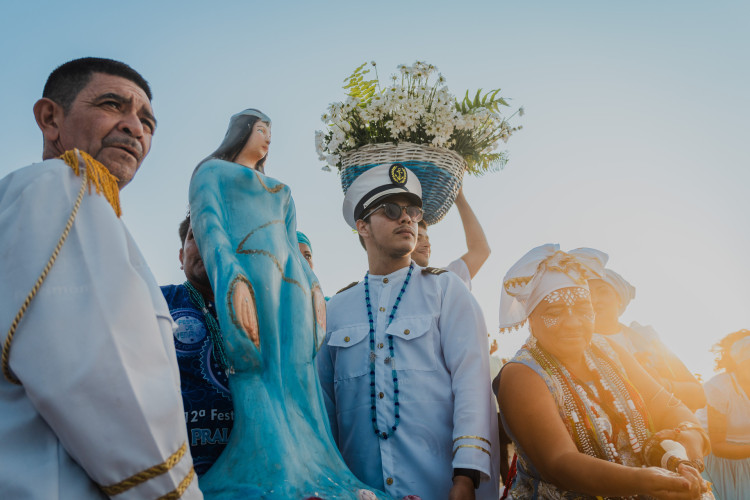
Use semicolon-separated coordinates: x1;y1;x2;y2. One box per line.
364;262;413;440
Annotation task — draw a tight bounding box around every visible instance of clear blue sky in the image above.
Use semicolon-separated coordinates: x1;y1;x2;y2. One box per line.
1;0;748;379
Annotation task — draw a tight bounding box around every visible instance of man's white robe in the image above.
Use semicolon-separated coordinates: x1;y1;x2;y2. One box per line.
0;160;201;499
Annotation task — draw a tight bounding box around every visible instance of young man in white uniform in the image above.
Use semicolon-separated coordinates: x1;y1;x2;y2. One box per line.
0;58;201;499
318;164;499;500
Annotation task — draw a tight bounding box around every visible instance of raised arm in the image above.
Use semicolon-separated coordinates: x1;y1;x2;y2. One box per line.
453;187;490;279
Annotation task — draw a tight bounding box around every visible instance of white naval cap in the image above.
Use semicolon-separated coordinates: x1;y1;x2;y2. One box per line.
342;163;422;229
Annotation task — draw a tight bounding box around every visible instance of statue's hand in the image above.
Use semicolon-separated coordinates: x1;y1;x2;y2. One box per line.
313;284;326;332
233;281;259;348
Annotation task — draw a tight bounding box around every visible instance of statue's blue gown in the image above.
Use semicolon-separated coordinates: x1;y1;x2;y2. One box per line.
189;160;389;499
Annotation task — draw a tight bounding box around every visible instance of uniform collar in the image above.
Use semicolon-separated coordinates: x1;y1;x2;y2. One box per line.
367;261;414;282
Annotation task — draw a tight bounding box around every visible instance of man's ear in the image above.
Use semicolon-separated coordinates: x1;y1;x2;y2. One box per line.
33;98;63;144
355;219;369;238
179;247;185;268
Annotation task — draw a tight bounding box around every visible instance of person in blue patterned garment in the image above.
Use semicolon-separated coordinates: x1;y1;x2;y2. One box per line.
161;214;234;477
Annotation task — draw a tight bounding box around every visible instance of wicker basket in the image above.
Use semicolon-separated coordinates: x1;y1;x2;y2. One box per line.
340;142;467;225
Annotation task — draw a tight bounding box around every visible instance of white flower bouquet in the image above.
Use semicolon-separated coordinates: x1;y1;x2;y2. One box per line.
315;61;523;176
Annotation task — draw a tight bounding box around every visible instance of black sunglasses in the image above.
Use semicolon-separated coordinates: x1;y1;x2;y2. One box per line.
361;202;423;222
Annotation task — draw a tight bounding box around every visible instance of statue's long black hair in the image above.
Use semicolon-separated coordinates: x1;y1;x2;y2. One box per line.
196;109;271;174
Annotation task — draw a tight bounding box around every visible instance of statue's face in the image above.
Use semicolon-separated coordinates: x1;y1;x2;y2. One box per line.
237;121;271;168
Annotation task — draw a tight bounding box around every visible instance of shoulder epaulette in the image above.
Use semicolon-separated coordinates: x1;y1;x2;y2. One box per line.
422;267;448;275
336;281;360;294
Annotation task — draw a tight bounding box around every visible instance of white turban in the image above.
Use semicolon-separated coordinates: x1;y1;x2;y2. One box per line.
499;244;607;332
602;268;636;316
570;249;637;316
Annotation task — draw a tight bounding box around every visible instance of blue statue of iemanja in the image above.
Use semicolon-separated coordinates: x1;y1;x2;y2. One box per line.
189;109;392;499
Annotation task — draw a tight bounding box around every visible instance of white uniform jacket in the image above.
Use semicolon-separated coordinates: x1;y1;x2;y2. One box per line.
318;263;499;500
0;160;201;499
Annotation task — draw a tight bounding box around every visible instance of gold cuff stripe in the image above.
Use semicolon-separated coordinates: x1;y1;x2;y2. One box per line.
100;442;188;496
157;467;195;500
453;435;492;447
452;444;491;458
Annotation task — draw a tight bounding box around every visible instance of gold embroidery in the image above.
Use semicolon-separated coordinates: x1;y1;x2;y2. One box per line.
235;220;285;252
539;250;600;285
236;248;306;292
254;171;285;193
503;276;533;293
235;220;306;293
499;320;527;334
156;467;195;500
61;149;121;217
453;435;492;447
100;442;188;496
452;444;491;458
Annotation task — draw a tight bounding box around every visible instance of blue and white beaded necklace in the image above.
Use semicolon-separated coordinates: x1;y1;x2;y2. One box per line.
364;262;414;440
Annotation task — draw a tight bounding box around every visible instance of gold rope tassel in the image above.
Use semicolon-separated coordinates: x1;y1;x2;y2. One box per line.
60;149;122;217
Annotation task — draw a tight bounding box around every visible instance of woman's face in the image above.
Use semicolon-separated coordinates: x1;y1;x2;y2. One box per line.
237;121;271;168
528;286;596;362
588;279;621;325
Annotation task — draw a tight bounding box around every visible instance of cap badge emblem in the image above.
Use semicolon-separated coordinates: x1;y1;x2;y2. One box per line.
389;164;407;186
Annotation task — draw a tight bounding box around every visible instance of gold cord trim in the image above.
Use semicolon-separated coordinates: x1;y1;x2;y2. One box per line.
539;250;600;285
499;320;527;334
100;442;188;496
503;276;532;293
254;170;285;193
452;444;491;458
61;149;121;217
156;467;195;500
2;157;90;385
453;435;492;447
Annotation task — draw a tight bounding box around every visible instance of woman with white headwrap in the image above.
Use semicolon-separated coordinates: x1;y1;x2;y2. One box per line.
582;261;706;412
701;330;750;499
495;244;710;499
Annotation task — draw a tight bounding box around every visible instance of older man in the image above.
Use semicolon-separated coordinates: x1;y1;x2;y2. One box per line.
0;58;201;499
317;164;499;500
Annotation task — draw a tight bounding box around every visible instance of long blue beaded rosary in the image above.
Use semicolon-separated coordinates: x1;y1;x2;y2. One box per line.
364;263;414;440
